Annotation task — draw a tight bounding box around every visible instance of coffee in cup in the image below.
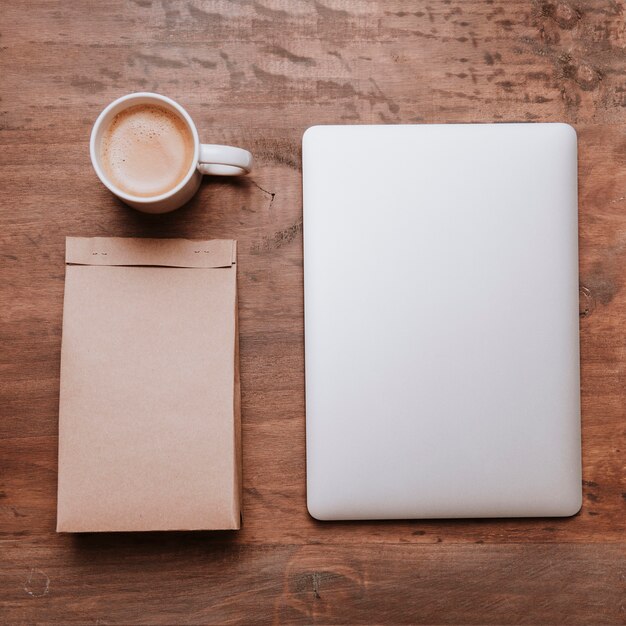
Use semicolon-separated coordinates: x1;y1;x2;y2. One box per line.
100;104;195;198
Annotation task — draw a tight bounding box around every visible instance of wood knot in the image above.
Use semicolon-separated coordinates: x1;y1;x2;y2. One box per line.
24;569;50;598
575;62;602;91
541;1;582;29
558;54;601;91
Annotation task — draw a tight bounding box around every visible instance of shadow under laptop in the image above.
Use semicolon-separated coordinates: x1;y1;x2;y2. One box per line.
304;511;582;542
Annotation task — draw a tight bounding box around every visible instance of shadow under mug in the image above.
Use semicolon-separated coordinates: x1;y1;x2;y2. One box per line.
90;92;253;214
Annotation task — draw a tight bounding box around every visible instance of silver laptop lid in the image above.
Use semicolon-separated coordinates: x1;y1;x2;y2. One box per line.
303;123;581;520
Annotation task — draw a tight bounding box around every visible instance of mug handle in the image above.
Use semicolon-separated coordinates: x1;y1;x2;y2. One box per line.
198;144;253;176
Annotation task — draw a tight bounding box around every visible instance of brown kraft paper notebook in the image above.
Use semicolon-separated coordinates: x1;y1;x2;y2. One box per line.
57;237;241;532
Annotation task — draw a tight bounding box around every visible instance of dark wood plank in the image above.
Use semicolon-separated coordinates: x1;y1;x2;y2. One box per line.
1;542;625;624
1;0;625;623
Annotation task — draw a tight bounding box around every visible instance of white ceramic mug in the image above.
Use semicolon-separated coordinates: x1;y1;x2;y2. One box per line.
90;92;253;213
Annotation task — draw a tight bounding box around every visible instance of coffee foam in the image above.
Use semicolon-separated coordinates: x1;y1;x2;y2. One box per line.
100;104;195;198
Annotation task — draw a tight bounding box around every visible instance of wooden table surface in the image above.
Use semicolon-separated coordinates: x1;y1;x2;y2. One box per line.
1;1;625;624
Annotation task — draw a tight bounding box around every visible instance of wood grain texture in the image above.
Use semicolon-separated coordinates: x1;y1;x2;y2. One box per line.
1;0;625;623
